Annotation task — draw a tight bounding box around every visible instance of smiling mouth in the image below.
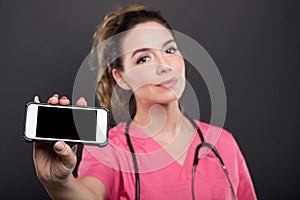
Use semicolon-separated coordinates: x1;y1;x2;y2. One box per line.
155;78;178;88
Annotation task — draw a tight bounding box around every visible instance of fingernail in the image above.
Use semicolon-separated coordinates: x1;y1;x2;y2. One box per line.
53;94;59;97
79;97;85;101
34;96;40;103
61;96;67;99
54;142;64;151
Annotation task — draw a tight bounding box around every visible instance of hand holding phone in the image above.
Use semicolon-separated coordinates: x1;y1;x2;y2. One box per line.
30;95;103;187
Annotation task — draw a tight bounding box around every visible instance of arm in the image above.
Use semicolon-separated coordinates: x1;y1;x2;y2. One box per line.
231;137;257;200
236;156;257;200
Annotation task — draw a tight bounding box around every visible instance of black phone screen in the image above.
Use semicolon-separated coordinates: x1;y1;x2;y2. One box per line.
36;106;97;141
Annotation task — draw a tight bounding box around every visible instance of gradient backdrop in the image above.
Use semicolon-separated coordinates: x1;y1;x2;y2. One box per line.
0;0;299;199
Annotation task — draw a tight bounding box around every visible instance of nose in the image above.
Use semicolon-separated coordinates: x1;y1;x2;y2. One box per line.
156;51;171;75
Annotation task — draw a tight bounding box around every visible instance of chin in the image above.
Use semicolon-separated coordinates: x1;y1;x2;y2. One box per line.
153;96;179;105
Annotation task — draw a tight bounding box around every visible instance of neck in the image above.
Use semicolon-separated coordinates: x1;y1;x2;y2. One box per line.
133;100;183;137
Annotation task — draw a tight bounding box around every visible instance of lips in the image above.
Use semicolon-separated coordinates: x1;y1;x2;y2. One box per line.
155;78;178;89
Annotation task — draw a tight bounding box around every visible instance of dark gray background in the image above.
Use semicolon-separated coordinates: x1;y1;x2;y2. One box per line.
1;0;299;199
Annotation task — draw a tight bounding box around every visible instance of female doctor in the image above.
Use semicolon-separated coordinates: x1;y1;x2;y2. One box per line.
33;4;257;200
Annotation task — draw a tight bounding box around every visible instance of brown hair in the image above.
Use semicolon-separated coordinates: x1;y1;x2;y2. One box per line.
92;4;172;124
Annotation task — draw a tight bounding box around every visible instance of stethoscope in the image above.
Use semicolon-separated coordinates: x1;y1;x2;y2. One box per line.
125;116;237;200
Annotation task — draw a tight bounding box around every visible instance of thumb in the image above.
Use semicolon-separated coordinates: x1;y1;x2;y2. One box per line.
53;141;77;170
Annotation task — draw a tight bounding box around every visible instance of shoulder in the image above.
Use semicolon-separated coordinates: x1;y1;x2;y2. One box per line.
196;121;242;159
80;122;129;160
107;122;128;146
197;121;235;144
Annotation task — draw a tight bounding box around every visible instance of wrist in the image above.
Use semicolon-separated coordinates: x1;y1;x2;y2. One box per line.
41;173;76;191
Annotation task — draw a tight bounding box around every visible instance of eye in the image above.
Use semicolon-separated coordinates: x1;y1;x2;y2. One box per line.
165;47;178;54
136;56;150;64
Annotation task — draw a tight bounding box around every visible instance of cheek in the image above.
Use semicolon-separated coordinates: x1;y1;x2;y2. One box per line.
123;65;157;91
171;57;185;75
133;85;154;100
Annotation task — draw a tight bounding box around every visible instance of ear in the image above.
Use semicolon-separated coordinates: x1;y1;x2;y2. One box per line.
112;69;131;90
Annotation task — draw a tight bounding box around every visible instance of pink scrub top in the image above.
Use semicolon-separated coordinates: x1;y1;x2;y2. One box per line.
77;121;257;200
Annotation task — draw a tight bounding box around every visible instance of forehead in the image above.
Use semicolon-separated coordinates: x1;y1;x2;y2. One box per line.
121;22;174;54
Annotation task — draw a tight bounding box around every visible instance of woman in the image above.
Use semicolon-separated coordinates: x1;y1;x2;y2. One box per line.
34;4;257;199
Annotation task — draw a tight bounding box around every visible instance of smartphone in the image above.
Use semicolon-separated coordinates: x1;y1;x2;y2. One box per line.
24;102;109;146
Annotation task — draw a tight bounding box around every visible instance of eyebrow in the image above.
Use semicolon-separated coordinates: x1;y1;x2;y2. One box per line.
130;39;175;58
